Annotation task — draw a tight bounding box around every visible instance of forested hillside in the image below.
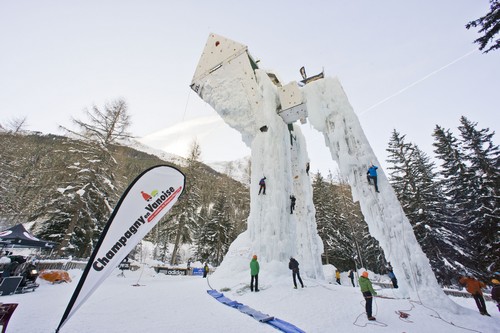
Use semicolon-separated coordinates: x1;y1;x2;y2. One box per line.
386;116;499;285
0;132;250;263
312;172;386;275
0;114;497;287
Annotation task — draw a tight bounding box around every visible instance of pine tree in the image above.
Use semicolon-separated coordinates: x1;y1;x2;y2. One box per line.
27;100;134;257
458;116;500;275
386;130;418;211
193;206;210;262
205;192;234;266
432;125;474;275
465;0;500;53
411;146;465;284
152;222;171;263
388;129;467;284
312;172;337;265
335;177;367;271
194;194;234;266
33;141;117;257
215;166;250;240
167;141;202;265
328;178;360;270
312;171;384;272
432;126;470;206
410;147;441;229
335;176;385;273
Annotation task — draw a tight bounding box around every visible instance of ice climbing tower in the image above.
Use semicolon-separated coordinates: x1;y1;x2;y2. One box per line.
190;33;324;280
189;33;459;310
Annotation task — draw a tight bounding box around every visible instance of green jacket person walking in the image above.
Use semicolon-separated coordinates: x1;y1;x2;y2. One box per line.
250;255;260;292
359;271;377;321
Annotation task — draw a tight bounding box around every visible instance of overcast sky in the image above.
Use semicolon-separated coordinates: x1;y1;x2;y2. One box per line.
1;1;498;175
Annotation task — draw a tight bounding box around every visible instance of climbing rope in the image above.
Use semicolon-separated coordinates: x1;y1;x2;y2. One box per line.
206;270;214;290
352;297;388;328
387;222;483;333
182;87;192;122
394;301;415;323
409;300;482;333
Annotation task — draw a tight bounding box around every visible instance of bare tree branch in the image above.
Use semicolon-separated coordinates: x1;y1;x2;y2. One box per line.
60;98;134;146
5;116;29;134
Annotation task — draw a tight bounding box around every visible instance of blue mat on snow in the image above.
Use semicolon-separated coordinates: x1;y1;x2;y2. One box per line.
207;289;305;333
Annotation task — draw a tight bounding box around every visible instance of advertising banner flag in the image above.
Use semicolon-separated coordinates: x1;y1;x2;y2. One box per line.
56;165;185;332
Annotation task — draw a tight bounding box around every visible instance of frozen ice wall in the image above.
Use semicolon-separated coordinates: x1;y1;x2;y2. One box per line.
304;77;460;310
194;65;324;282
190;34;460;312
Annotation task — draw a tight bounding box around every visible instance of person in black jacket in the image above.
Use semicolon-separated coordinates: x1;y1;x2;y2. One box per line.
290;195;296;214
2;258;19;278
348;269;355;287
288;257;304;289
491;279;500;312
258;177;266;195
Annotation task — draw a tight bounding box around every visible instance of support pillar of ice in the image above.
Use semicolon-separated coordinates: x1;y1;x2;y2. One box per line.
304;77;459;310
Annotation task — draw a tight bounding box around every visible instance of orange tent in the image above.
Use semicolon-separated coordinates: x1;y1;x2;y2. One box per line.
39;270;72;284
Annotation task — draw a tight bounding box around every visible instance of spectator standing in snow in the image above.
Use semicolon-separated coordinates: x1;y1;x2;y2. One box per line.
366;164;379;193
250;255;260;292
388;269;398;289
290;195;296;214
2;257;20;278
306;162;310;175
289;257;304;289
491;279;500;312
203;263;209;278
0;251;11;265
459;274;490;316
258;177;266;195
348;269;355;287
359;271;377;321
335;270;341;285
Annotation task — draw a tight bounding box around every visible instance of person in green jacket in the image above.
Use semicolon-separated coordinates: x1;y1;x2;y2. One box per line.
250;255;260;292
359;271;377;321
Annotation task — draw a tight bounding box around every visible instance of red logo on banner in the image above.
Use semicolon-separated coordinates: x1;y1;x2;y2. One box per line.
141;190;159;202
141;191;152;201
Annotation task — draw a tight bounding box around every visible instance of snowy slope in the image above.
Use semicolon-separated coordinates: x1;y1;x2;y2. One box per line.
4;267;499;333
206;156;251;185
127;139;187;167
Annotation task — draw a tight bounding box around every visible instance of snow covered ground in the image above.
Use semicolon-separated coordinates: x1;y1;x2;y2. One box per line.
4;265;499;333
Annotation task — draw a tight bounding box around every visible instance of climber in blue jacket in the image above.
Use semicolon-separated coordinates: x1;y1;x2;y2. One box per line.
367;165;379;193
